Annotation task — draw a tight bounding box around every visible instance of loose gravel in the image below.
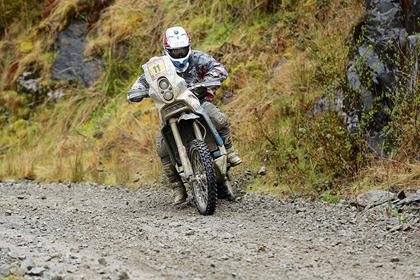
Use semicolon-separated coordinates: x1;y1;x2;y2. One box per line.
0;181;419;280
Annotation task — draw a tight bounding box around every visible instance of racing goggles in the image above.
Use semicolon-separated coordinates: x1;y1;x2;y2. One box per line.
167;46;190;59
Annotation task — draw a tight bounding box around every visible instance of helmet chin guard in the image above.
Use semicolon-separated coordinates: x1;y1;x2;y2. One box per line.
172;59;190;72
163;26;191;72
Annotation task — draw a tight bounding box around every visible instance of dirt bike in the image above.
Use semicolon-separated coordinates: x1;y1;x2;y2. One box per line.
142;56;235;215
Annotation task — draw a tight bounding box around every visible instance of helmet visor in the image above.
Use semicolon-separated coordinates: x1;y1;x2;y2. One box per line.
167;46;190;59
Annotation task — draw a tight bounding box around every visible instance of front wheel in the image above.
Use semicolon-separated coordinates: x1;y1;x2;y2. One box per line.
188;139;217;215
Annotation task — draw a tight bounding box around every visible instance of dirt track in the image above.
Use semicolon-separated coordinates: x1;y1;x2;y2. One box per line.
0;181;419;280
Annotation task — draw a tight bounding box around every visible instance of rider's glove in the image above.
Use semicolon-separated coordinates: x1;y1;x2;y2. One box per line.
127;89;148;102
192;86;207;98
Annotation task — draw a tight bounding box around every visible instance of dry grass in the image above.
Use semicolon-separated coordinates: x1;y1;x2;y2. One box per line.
352;159;420;193
85;0;158;56
0;0;362;184
38;0;84;34
3;0;417;195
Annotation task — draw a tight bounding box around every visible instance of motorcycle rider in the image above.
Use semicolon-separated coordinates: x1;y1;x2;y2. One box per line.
128;26;241;204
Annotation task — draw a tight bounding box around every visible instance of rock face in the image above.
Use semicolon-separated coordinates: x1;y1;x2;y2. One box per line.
314;0;420;154
347;0;404;132
52;20;102;86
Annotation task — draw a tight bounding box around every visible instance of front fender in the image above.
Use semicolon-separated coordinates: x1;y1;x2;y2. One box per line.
177;113;201;123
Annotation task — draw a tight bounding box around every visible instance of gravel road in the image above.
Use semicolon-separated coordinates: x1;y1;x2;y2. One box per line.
0;181;419;280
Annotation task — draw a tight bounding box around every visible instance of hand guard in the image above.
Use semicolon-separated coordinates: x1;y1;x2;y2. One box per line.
127;89;148;102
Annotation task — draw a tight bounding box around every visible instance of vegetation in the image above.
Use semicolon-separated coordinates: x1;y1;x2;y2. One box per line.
0;0;418;197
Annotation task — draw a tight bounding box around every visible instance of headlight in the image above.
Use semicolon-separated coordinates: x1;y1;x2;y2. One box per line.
159;78;170;90
163;91;174;101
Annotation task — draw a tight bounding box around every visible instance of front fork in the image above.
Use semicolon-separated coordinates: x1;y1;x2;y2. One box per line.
169;118;204;179
170;118;230;189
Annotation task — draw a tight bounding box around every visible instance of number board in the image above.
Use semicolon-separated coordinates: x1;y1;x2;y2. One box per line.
147;58;167;80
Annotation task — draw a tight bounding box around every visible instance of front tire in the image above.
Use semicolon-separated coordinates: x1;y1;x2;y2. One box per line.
188;139;217;215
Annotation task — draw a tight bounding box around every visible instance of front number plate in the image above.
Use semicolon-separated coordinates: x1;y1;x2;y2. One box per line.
147;58;166;80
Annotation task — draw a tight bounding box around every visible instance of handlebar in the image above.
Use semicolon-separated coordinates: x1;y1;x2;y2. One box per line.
187;80;221;91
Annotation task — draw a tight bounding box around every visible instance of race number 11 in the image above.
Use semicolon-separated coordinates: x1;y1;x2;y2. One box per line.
148;60;166;80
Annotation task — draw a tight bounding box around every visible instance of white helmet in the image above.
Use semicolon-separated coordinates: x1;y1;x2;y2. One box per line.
163;26;191;72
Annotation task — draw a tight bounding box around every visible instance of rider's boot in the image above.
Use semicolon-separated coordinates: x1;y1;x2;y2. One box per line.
173;181;188;205
157;135;188;205
162;161;187;205
227;147;242;166
220;131;242;166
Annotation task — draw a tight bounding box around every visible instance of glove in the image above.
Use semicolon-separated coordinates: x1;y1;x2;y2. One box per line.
192;86;207;97
127;90;148;102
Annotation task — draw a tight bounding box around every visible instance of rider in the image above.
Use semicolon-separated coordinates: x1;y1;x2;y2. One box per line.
128;26;242;204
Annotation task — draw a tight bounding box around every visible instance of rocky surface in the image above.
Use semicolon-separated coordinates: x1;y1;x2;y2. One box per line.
313;0;420;155
356;190;396;208
51;20;102;87
0;181;419;280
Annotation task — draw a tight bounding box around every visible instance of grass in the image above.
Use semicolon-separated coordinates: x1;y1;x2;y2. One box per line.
0;0;418;196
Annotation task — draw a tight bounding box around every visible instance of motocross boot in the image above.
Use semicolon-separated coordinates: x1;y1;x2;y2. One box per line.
173;181;188;205
162;163;187;205
227;147;242;166
157;136;188;204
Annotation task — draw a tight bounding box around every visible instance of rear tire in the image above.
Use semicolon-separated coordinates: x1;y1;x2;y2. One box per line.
188;139;217;215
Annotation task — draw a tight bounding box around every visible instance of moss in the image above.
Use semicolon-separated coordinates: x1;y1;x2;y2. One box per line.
321;189;341;203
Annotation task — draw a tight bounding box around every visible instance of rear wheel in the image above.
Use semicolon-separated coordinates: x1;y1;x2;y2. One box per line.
188;139;217;215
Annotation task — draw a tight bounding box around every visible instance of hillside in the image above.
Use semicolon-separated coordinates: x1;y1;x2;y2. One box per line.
0;0;419;198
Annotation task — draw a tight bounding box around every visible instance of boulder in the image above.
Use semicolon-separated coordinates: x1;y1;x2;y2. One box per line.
356;190;396;207
20;258;34;272
257;166;267;176
395;193;420;207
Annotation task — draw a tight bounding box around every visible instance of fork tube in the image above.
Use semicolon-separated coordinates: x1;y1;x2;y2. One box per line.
192;121;203;141
169;118;193;177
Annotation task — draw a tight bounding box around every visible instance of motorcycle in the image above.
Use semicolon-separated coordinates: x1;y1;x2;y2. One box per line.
142;56;235;215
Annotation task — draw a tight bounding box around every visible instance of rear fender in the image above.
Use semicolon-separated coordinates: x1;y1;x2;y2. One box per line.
177;113;200;123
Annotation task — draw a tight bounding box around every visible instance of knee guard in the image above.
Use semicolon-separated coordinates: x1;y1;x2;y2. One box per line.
202;102;233;148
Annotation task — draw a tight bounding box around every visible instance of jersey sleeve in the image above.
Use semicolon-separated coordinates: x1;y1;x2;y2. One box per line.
197;52;228;83
127;74;149;102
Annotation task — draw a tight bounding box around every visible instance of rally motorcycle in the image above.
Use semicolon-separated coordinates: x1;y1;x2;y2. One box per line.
142;56;235;215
